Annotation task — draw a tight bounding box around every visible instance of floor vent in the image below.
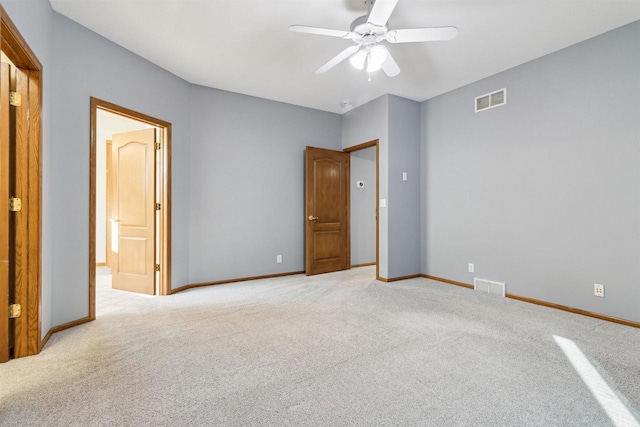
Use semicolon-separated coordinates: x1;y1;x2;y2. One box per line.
473;278;506;297
475;88;507;112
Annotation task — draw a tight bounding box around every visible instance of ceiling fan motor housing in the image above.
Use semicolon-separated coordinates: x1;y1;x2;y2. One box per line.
350;15;388;38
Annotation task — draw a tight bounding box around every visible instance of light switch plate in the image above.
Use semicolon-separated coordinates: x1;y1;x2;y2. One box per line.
379;199;387;208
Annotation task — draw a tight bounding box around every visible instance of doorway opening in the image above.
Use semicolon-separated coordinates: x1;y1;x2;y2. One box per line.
0;5;43;362
303;141;379;279
90;98;172;319
345;140;379;279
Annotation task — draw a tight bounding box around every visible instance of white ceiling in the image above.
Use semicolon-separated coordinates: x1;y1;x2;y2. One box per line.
49;0;640;114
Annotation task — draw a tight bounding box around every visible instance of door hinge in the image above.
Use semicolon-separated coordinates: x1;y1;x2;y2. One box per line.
9;304;21;319
155;264;160;272
9;197;22;212
155;203;161;211
155;143;161;150
9;92;21;107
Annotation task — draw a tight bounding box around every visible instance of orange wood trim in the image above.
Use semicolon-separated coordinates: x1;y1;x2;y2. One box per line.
382;274;422;282
345;153;351;270
423;274;640;329
45;316;93;337
377;276;388;282
27;69;42;355
505;293;640;329
1;5;44;358
422;274;475;290
39;328;53;351
161;125;172;295
90;98;171;128
350;262;376;268
375;141;379;279
96;262;107;267
89;98;98;320
172;271;305;294
343;139;378;153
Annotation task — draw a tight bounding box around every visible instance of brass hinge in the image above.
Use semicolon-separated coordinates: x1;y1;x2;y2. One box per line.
155;203;161;211
9;304;21;319
155;264;160;272
9;197;22;212
155;143;161;150
9;92;21;107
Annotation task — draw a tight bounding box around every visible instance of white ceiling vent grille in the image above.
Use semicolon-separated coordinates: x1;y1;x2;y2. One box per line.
475;88;507;112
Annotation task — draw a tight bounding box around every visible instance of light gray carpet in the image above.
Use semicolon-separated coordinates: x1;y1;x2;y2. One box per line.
1;266;639;426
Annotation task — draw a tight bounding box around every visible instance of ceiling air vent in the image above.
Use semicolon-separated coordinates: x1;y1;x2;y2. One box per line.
475;88;506;112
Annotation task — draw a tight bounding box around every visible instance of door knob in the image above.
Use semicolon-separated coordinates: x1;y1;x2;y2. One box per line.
308;215;319;221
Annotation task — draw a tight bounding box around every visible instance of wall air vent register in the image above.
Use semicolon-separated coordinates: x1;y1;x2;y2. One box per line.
475;88;507;112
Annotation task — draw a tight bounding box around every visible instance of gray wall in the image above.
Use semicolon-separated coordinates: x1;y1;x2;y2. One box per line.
342;95;389;277
421;21;640;322
3;0;193;328
343;95;422;279
188;86;341;284
388;96;421;278
350;146;376;265
49;13;193;327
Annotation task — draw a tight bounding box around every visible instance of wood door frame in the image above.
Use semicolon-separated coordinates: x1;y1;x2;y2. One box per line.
0;4;43;358
344;139;379;280
89;97;172;318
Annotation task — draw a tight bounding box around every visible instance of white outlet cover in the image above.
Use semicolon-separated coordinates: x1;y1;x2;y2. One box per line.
379;199;386;208
594;283;604;297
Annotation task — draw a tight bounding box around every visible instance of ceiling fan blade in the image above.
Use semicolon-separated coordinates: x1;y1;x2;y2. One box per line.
367;0;399;27
386;27;458;43
316;45;361;74
381;50;400;77
289;25;356;39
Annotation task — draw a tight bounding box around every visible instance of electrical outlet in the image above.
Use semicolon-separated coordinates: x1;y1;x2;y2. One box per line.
276;255;282;264
468;263;474;273
594;283;604;297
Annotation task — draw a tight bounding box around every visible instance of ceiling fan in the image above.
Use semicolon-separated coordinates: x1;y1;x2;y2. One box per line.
289;0;457;77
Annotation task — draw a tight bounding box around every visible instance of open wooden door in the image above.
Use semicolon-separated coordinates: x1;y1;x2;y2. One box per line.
105;139;112;269
0;62;11;362
110;128;156;295
305;146;349;275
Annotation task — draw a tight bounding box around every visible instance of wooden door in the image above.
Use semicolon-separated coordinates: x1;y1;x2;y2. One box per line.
305;146;349;275
0;62;11;362
110;128;156;295
105;140;112;268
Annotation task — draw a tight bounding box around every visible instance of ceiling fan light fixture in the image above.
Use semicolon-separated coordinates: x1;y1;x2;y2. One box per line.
349;49;367;70
366;55;382;72
370;44;388;65
365;44;387;72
